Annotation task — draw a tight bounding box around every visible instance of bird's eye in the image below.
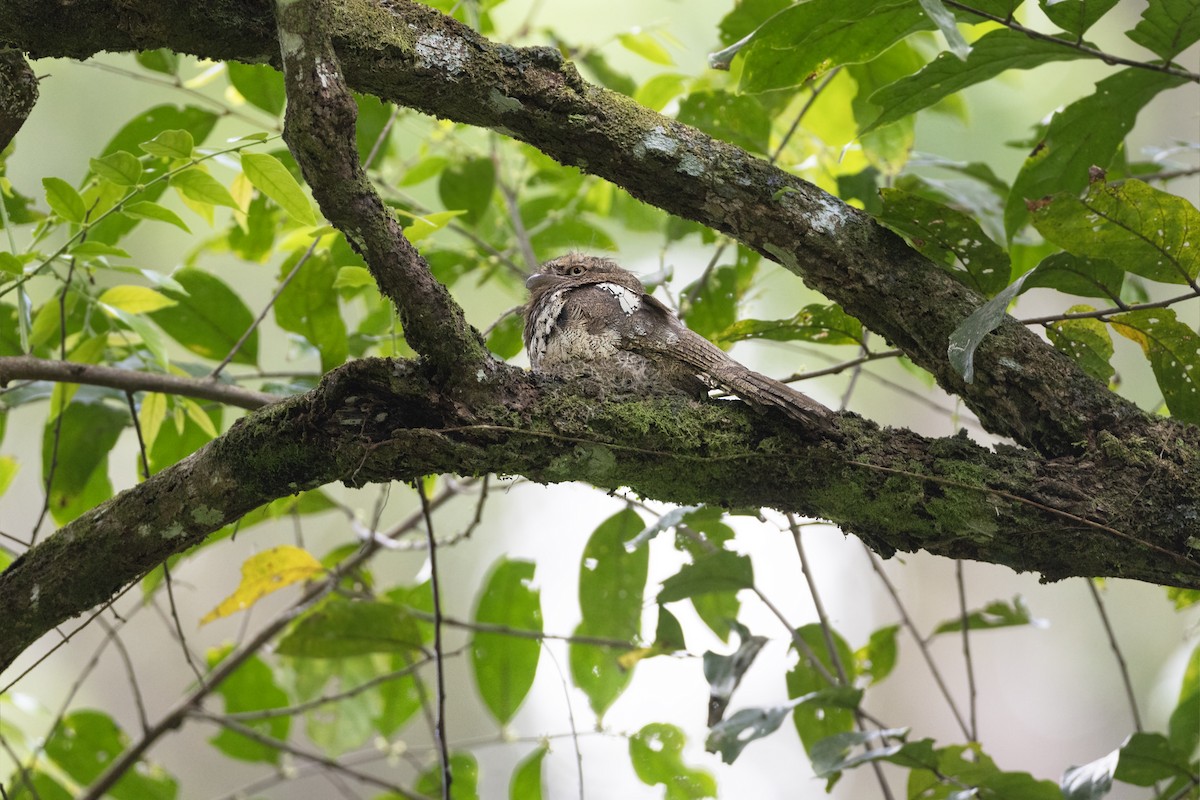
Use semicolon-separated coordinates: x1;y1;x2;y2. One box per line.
570;265;585;276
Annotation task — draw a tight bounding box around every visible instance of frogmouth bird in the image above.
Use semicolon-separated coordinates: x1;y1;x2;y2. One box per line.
523;254;834;428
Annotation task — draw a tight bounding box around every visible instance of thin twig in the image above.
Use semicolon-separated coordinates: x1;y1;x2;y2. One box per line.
95;617;151;733
863;546;971;739
543;644;585;800
416;481;451;800
1085;580;1143;732
209;237;321;379
954;561;978;741
1020;290;1200;326
0;356;276;409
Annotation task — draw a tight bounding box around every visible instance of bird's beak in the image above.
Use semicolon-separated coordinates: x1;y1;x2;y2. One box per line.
525;272;554;290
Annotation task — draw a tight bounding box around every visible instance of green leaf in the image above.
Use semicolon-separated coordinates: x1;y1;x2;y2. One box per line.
333;265;375;289
633;73;687;112
98;285;178;314
122;200;191;233
5;771;73;800
734;0;931;93
1111;309;1200;423
1032;179;1200;286
706;704;794;765
631;724;717;796
1023;252;1125;300
1040;0;1119;36
69;242;131;259
90;151;144;187
241;152;316;225
100;105;218;161
880;188;1010;295
399;155;449;186
703;622;767;725
680;252;758;341
509;746;548;800
855;624;899;685
1126;0;1200;59
916;0;970;59
658;550;753;603
787;624;857;755
1168;643;1199;757
278;600;424;657
486;312;524;360
1006;69;1185;237
44;710;178;800
1112;732;1195;786
569;508;648;718
148;267;258;365
274;250;349;372
618;30;675;65
1061;745;1118;800
416;752;480;800
1047;310;1115;384
171;168;240;210
438;156;494;225
677;91;769;154
135;49;179;75
716;301;864;346
42;177;86;224
947;269;1032;383
139;129;194;160
471;558;542;724
865;29;1089;134
207;648;290;765
42;396;126;524
932;595;1042;634
0;455;17;498
810;729;930;778
227;62;286;116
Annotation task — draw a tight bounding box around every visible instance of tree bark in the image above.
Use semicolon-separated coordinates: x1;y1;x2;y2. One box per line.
0;0;1197;674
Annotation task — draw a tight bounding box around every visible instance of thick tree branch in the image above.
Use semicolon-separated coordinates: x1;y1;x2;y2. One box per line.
0;49;36;152
1;358;1196;673
0;0;1154;455
0;355;276;410
274;0;491;387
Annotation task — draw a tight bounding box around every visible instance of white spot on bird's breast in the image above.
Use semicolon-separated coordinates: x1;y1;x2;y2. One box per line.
597;282;641;315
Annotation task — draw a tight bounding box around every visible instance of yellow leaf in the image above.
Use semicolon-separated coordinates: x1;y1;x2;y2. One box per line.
139;392;167;452
98;285;177;314
182;397;218;438
201;545;324;625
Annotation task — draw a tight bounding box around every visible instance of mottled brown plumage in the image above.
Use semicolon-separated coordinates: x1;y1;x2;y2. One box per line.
523;254;833;427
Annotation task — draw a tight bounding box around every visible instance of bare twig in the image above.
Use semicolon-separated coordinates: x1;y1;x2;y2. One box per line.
954;561;978;741
0;356;276;409
416;480;450;800
1085;580;1143;732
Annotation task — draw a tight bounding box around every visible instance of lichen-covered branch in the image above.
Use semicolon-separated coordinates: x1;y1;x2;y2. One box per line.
274;0;491;385
0;355;276;409
0;49;36;152
0;0;1148;454
1;358;1198;672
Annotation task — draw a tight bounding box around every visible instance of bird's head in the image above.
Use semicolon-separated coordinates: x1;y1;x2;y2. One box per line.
525;254;643;295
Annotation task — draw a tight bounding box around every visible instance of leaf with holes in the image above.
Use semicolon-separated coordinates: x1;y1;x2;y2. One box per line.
1111;309;1200;424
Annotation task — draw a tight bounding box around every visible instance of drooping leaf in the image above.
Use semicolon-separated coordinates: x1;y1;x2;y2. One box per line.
947;270;1032;383
438;156;494;225
471;558;542;724
569;508;648;718
1125;0;1200;59
207;648;290;764
1032;179;1200;286
865;29;1090;134
706;704;794;765
703;621;767;725
880;188;1010;296
415;752;480;800
1111;309;1200;423
1046;310;1115;384
510;746;548;800
631;723;717;797
44;710;178;800
1006;69;1186;237
932;595;1043;634
42;394;126;524
135;49;179;75
916;0;970;59
201;546;323;624
730;0;931;92
241;152;316;225
658;550;754;603
148;267;258;365
227;62;286;116
1062;746;1119;800
278;599;425;657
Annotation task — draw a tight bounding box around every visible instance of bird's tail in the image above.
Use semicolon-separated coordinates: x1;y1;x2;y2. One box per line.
672;329;835;427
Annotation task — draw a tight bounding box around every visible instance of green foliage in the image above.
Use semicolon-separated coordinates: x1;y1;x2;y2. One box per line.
2;1;1197;798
